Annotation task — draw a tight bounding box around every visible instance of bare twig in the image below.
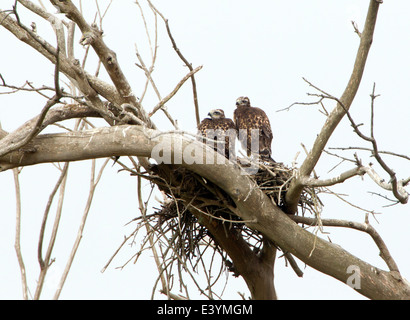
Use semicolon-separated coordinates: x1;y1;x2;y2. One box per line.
50;0;154;128
149;65;203;117
285;1;382;214
290;215;400;274
164;19;200;126
323;187;381;216
13;168;29;300
136;168;171;299
0;46;62;157
290;78;408;204
147;0;201;126
53;158;109;299
329;146;410;162
299;166;367;187
351;20;362;38
34;162;69;299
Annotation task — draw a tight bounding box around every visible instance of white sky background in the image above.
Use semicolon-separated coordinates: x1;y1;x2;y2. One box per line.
0;0;409;300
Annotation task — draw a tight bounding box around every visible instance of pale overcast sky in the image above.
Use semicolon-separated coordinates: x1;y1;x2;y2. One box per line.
1;0;409;300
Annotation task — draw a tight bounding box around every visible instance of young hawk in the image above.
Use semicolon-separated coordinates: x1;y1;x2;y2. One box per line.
197;109;236;160
234;96;274;162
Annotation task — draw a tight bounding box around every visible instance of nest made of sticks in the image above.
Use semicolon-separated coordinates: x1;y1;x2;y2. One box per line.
141;160;321;281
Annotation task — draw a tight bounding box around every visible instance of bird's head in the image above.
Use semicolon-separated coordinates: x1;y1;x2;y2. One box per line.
236;96;250;107
208;109;225;120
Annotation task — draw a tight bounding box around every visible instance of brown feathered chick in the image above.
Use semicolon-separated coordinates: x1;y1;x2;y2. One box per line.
197;109;236;160
234;96;274;162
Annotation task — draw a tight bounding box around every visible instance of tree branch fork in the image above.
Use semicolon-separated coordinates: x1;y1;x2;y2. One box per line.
1;0;409;300
1;123;410;299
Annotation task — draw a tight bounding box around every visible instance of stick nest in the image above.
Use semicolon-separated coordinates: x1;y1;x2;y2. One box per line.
138;160;321;292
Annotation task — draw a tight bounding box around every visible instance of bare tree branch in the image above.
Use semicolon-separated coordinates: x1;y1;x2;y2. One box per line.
298;80;408;204
0;103;100;160
329;146;410;162
50;0;154;128
147;0;201;126
300;166;367;187
1;125;409;299
363;165;408;199
34;162;69;300
53;158;110;299
285;0;382;214
0;10;122;108
1;0;408;301
149;65;203;117
0;45;63;157
13;168;29;300
290;215;400;274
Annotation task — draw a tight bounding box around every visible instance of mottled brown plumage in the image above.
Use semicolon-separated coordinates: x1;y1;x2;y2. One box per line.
233;96;274;161
197;109;236;159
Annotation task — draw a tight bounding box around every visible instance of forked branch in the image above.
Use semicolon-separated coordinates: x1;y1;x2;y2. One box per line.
290;215;400;275
285;0;382;214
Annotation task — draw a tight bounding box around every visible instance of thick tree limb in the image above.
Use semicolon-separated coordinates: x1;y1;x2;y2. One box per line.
0;104;99;158
0;10;122;106
50;0;154;128
1;125;409;300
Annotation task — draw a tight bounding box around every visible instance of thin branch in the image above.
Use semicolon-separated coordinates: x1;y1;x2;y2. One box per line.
53;158;109;299
336;83;407;203
329;146;410;161
290;215;400;274
0;46;62;157
285;0;382;214
36;164;69;266
134;24;178;129
136;168;171;299
100;232;136;273
291;79;408;204
0;8;122;105
164;19;200;126
300;166;367;187
13;168;29;300
34;162;69;300
147;0;200;126
351;20;362;38
149;65;203;117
